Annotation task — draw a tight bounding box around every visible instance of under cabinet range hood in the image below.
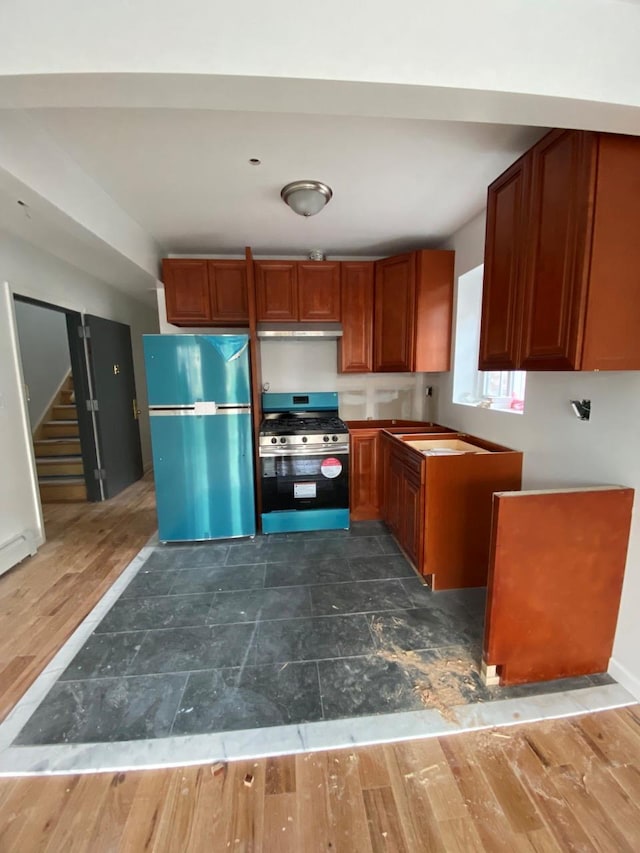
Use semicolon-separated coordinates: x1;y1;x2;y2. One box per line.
257;323;343;339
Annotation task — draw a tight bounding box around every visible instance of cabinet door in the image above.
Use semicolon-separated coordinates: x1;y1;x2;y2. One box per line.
520;130;596;370
402;468;424;569
163;259;211;326
374;253;416;372
255;262;298;321
479;157;530;370
208;261;248;323
339;262;374;373
349;430;380;521
298;262;341;321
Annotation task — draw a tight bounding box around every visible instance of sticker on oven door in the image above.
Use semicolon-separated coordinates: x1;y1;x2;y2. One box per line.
294;482;317;499
320;457;342;479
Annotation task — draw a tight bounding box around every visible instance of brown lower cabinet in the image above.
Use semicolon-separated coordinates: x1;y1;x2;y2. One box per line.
379;430;523;589
348;422;452;522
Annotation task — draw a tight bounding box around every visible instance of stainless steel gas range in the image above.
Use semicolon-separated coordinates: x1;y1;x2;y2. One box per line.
259;392;349;534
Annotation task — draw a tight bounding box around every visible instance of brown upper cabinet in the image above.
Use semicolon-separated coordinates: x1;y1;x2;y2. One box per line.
480;129;640;371
163;259;249;326
298;262;341;321
374;250;454;372
339;262;374;373
255;261;340;322
255;261;298;321
479;156;530;371
163;259;210;325
164;252;455;374
207;260;249;323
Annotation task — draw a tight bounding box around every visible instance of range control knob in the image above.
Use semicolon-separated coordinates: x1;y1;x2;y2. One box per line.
271;437;277;444
301;436;308;443
280;436;287;444
332;435;339;442
323;435;330;443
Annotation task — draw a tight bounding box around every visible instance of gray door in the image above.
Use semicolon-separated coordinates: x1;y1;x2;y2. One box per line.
86;315;143;499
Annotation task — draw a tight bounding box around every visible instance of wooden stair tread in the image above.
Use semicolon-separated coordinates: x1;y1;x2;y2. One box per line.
39;478;87;502
35;438;81;445
36;455;83;463
38;476;86;484
32;371;84;498
34;439;81;457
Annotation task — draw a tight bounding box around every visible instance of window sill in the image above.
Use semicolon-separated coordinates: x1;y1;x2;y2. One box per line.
453;400;524;415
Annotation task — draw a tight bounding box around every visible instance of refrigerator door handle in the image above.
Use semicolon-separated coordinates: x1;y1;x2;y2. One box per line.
193;401;218;415
214;404;252;415
149;403;252;417
193;402;252;415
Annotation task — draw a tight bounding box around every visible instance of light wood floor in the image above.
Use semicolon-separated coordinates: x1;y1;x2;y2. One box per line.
0;476;157;722
1;708;639;851
1;477;639;851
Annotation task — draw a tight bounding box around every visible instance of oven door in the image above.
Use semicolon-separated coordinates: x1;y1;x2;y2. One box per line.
261;446;349;512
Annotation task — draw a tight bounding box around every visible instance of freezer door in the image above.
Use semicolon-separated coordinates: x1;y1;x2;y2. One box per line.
143;334;250;406
150;410;255;542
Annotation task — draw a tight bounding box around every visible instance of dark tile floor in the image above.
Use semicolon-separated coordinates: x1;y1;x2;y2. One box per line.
15;522;613;745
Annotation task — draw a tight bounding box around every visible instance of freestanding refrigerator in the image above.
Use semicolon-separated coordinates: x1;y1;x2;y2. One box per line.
143;334;255;542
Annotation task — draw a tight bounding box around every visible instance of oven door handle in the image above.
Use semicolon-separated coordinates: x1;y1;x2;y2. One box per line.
259;446;350;458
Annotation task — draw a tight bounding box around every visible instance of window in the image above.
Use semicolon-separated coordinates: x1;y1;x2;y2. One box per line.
452;265;526;414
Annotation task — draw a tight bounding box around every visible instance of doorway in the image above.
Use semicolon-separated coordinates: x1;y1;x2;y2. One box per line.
14;299;86;502
13;295;143;504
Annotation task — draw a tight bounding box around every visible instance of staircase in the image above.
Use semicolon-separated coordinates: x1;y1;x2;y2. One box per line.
33;375;87;502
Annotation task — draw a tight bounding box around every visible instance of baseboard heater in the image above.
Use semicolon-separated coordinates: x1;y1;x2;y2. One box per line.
0;530;39;578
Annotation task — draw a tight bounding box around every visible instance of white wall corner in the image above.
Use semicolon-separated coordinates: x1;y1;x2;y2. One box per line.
607;658;640;702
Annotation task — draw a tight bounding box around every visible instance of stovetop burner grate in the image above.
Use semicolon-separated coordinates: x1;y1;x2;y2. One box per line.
260;412;348;436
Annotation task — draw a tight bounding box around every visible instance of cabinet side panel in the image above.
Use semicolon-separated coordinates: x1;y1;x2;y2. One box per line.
582;134;640;370
414;250;454;372
425;453;523;590
246;249;263;525
483;488;634;685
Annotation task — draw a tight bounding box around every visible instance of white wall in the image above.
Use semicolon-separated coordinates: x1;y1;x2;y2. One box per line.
432;211;640;698
1;1;639;112
0;111;160;286
261;340;431;422
0;281;44;575
0;232;159;468
13;299;70;429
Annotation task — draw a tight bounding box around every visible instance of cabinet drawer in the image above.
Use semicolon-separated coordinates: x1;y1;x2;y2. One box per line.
392;445;423;481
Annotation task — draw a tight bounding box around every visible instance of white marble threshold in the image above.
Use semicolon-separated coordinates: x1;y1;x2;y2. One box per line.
0;532;635;776
0;683;634;777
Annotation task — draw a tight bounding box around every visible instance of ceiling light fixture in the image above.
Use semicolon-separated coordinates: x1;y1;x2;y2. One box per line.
281;180;333;217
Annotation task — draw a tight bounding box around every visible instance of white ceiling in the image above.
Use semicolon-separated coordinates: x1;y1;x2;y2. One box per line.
29;108;545;257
